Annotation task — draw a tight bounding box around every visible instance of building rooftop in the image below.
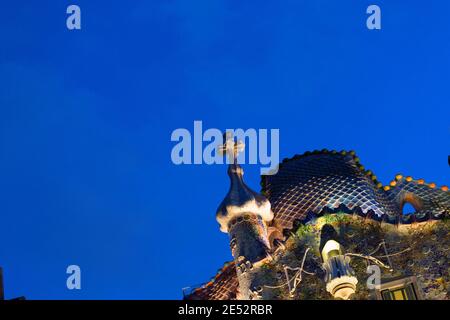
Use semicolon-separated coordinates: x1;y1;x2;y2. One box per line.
186;150;450;300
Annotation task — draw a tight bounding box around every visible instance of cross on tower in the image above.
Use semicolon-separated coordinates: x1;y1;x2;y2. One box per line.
218;132;245;164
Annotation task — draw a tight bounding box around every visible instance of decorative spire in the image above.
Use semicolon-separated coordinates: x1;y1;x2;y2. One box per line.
218;132;244;165
216;132;273;233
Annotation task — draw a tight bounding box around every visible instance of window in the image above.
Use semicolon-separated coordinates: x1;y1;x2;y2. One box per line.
375;276;421;300
381;283;417;300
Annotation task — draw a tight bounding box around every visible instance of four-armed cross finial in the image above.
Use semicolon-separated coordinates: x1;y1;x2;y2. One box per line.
218;132;245;164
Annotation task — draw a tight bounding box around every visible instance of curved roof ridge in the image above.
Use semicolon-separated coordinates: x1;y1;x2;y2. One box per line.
261;149;383;193
262;150;450;195
384;174;450;192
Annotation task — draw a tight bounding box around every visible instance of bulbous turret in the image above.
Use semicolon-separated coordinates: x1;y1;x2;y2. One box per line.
214;133;275;299
216;163;273;233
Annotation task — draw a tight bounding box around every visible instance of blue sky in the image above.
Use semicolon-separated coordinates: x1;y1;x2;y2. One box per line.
0;1;448;299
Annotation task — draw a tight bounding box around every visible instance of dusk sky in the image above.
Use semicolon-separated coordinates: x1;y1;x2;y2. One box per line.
0;1;448;299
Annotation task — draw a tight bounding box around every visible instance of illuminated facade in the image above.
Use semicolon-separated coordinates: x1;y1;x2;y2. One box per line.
186;149;450;300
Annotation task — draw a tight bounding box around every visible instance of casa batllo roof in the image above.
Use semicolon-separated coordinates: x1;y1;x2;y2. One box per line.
186;150;450;300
